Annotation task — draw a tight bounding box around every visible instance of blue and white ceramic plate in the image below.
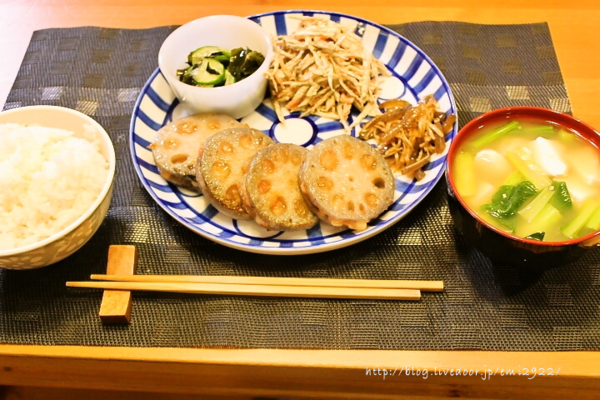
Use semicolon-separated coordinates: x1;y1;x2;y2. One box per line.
130;10;458;255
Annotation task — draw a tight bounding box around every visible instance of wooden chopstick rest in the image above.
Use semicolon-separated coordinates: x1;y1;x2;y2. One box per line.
98;245;138;324
67;281;422;301
90;274;444;292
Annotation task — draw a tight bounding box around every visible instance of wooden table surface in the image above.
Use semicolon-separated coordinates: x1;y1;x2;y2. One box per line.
1;1;600;398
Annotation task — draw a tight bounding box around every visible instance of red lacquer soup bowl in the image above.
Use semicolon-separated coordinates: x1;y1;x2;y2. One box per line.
445;107;600;268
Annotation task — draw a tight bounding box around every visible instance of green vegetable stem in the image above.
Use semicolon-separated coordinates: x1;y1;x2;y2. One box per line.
468;120;521;150
586;203;600;231
561;199;599;238
518;186;555;223
503;171;526;186
549;181;573;213
453;151;476;197
515;203;561;239
506;147;552;190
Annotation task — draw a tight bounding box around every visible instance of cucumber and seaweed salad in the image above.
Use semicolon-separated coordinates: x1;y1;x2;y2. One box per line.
177;46;265;87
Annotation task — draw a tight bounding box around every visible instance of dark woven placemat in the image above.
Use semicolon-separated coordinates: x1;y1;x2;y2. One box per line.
3;21;598;351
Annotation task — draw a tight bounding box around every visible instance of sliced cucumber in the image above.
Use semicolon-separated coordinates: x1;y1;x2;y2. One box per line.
189;58;225;86
224;70;236;86
179;45;265;87
188;46;231;65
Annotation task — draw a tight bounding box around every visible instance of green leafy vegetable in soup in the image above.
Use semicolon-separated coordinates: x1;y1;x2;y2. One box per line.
525;232;545;241
452;118;600;242
483;181;537;220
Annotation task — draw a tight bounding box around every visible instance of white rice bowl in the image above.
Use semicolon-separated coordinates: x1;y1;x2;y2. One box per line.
0;105;115;270
0;123;109;250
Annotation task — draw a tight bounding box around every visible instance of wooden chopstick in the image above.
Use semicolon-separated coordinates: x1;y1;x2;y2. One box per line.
90;274;444;292
67;281;421;301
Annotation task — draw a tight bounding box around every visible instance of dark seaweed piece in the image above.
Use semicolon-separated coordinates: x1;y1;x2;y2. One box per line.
228;47;265;82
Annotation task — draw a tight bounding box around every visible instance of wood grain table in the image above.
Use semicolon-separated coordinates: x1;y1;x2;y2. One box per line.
1;1;600;398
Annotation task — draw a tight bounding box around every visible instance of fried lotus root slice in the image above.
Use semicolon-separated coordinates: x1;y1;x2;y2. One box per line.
197;127;274;220
299;135;395;231
241;143;319;231
149;113;245;190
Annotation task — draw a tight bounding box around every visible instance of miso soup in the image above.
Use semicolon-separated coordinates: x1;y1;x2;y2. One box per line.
452;118;600;242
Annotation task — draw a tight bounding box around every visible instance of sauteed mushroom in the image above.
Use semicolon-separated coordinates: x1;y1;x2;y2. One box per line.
359;95;456;180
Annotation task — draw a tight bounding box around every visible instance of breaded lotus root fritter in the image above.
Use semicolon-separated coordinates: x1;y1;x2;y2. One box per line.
241;143;319;231
149;113;245;190
299;135;395;231
197;127;274;220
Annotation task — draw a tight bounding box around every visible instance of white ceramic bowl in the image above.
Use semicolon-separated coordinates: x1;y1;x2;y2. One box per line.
0;106;116;270
158;15;274;119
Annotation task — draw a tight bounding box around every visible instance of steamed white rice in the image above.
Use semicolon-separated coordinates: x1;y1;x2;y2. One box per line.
0;123;109;250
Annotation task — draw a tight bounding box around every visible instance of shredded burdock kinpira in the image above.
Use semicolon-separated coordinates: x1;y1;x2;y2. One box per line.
359;95;456;181
265;16;390;131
